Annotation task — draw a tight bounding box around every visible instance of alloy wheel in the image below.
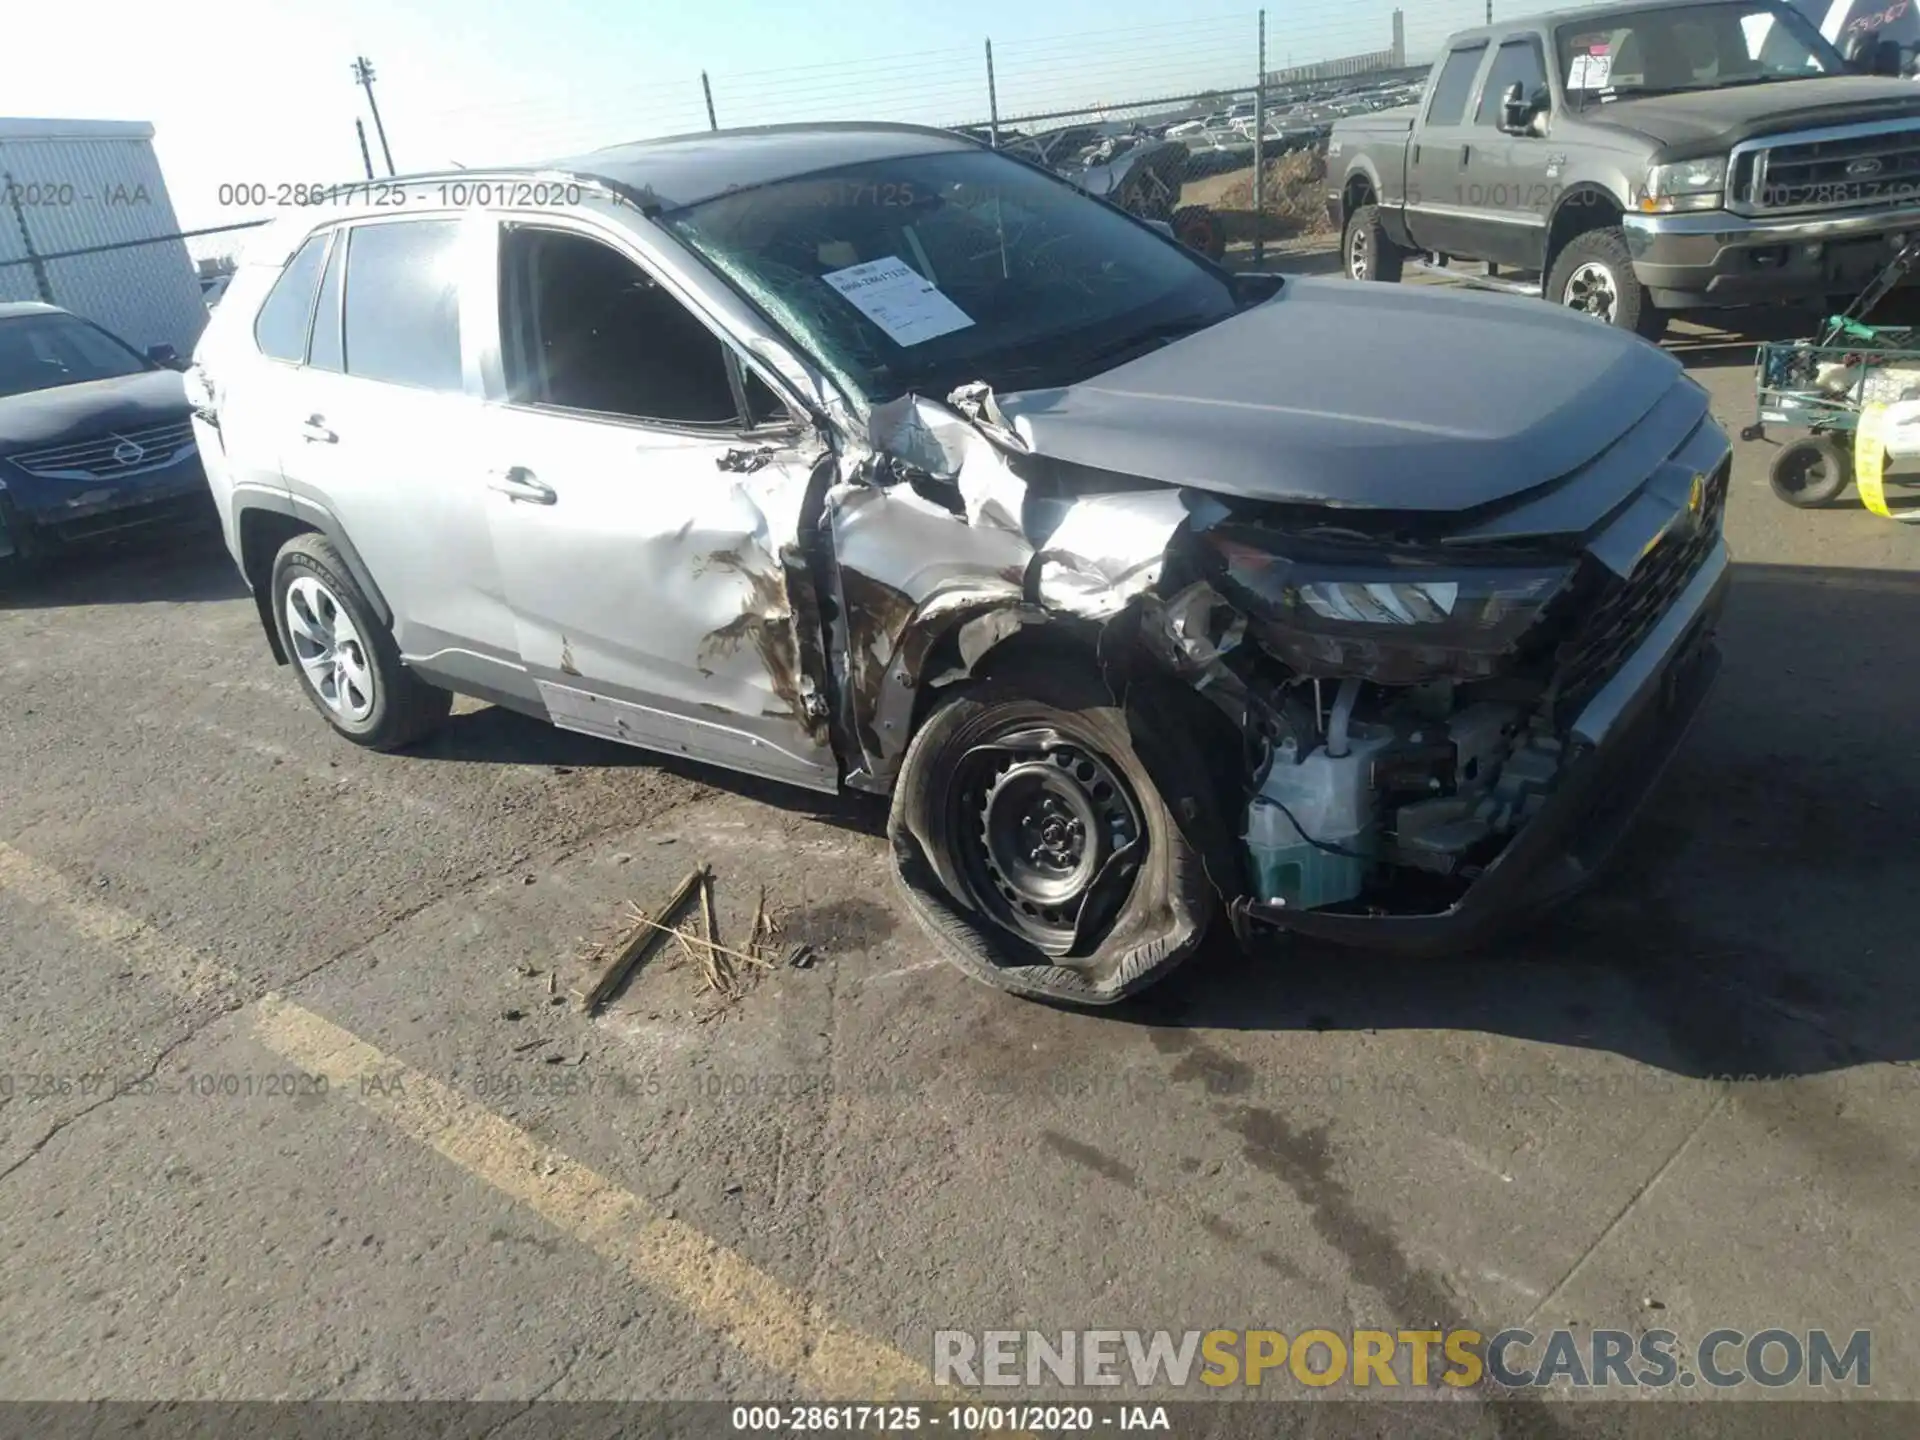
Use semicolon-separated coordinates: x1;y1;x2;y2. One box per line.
1563;261;1619;323
284;575;376;723
1348;225;1371;280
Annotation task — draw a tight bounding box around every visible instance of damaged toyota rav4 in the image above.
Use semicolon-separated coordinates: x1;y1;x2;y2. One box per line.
189;123;1731;1005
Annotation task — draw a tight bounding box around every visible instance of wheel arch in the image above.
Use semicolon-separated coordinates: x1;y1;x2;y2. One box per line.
236;496;394;665
890;600;1244;820
1341;161;1381;217
1544;183;1626;274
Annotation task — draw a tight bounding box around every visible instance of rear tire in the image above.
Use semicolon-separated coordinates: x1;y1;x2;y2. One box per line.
270;533;450;750
888;664;1232;1006
1769;434;1851;508
1342;202;1405;283
1547;227;1667;342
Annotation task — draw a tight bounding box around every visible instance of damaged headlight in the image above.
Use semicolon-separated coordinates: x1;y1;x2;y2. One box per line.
1199;533;1574;684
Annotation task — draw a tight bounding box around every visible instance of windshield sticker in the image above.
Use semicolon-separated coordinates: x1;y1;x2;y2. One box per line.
1567;51;1613;89
821;256;975;347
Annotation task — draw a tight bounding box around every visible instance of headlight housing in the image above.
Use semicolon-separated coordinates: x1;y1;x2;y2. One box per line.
1636;157;1728;214
1199;532;1575;685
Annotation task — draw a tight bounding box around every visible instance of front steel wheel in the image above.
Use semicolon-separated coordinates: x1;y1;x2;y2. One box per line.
889;663;1234;1006
956;731;1144;956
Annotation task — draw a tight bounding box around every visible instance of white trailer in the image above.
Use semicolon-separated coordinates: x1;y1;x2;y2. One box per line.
0;118;208;355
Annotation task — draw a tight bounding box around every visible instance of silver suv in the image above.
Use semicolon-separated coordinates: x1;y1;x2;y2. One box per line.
190;123;1730;1005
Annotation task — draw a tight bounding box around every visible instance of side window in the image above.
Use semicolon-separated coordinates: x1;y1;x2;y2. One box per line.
742;368;792;427
1476;39;1550;123
342;219;463;391
1428;44;1488;125
252;233;328;363
308;231;345;373
499;226;743;427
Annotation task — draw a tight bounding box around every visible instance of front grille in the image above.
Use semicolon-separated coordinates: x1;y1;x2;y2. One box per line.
1550;459;1728;721
10;419;198;483
1732;120;1920;216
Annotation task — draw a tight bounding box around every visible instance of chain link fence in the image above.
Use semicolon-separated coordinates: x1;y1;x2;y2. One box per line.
7;0;1509;316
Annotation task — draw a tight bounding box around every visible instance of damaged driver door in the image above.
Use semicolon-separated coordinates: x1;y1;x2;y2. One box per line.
475;219;838;793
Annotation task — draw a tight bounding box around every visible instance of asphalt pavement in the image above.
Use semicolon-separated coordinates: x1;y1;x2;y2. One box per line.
2;293;1918;1432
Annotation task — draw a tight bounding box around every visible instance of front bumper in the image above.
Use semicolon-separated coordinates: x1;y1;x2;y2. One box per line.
1232;538;1731;957
1625;204;1920;308
2;458;212;550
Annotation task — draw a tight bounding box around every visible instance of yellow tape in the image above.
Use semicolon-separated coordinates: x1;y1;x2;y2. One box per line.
1854;403;1920;522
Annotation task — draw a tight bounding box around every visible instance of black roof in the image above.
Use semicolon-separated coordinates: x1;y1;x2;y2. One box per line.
538;122;978;211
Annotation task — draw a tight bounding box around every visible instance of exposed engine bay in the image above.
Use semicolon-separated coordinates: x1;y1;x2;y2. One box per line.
830;362;1729;977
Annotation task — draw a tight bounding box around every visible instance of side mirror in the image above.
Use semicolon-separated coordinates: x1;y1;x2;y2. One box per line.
1498;82;1535;135
146;343;185;370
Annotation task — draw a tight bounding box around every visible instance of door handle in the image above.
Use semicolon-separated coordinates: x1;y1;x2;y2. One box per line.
1459;144;1472;165
486;466;556;504
300;415;337;444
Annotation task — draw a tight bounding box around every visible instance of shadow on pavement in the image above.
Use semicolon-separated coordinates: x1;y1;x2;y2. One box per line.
0;526;245;609
1125;560;1920;1085
412;701;887;837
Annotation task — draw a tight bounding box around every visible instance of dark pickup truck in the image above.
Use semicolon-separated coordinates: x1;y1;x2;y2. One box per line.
1327;0;1920;338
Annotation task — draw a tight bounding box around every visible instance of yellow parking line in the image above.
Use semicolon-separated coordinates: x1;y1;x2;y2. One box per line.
253;995;925;1399
0;841;926;1401
0;844;243;1002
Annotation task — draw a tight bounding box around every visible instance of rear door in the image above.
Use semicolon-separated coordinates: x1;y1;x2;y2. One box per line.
472;218;838;793
1465;35;1556;269
1404;41;1493;257
280;213;523;697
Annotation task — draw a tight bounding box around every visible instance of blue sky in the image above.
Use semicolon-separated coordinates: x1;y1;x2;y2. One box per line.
10;0;1478;243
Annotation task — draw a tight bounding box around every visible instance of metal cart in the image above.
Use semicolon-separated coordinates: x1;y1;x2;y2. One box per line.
1743;238;1920;511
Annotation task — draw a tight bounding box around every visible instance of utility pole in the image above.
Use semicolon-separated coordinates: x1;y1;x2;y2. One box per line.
351;57;396;176
1254;10;1267;267
985;40;1001;148
702;71;718;131
355;118;375;180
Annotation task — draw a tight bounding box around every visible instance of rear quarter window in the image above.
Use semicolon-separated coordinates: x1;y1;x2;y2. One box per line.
252;233;329;363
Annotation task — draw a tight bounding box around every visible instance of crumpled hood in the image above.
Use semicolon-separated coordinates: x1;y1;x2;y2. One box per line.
992;278;1683;512
0;368;189;455
1595;76;1920;153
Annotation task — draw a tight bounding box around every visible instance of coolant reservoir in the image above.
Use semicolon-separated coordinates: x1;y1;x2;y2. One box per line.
1243;730;1393;910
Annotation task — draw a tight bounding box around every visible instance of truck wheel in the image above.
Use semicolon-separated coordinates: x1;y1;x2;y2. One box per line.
1769;435;1851;508
1342;203;1404;283
1548;228;1666;342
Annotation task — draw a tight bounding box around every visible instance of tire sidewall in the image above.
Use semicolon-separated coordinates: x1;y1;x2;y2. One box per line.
1343;203;1403;283
271;539;399;742
888;666;1224;1005
1550;228;1663;340
1770;435;1851;507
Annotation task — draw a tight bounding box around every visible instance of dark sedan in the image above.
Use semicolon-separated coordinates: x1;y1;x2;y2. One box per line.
0;302;209;581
